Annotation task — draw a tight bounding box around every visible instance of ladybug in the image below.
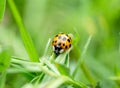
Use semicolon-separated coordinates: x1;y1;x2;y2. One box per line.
52;33;72;55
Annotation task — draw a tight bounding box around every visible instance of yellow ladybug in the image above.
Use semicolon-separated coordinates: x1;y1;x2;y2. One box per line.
52;33;72;55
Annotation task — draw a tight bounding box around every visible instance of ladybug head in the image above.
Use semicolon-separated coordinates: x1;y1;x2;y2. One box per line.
53;45;64;55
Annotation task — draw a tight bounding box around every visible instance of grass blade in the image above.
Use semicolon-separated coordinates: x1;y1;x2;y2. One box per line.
72;35;96;86
0;47;12;72
81;35;92;61
43;38;51;56
72;35;92;76
0;0;6;23
8;0;39;62
0;71;6;88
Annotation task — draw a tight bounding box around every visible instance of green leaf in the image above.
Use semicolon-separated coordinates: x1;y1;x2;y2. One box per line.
0;48;12;72
0;0;6;23
44;76;67;88
8;0;39;62
54;62;70;76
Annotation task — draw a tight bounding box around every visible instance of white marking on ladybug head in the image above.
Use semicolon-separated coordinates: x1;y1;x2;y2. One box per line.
56;45;60;48
59;49;64;53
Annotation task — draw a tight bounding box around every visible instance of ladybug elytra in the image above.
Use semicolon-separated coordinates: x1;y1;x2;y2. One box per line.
52;33;72;55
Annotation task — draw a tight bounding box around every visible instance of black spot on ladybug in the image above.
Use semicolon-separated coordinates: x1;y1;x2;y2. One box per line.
55;40;57;43
65;46;68;49
55;35;58;37
63;43;65;46
69;44;71;47
67;39;70;42
62;37;66;41
66;34;68;36
58;43;61;46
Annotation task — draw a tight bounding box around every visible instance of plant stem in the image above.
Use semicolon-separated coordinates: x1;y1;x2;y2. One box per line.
63;76;88;88
11;58;58;77
11;57;88;88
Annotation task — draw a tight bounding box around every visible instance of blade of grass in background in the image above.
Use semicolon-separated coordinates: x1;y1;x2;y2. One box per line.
0;0;6;23
8;0;39;62
72;35;96;86
73;35;92;76
43;38;51;56
0;47;12;72
118;32;120;53
0;71;6;88
0;47;12;88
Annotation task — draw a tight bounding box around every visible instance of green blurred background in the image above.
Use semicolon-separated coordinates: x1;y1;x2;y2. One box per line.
0;0;120;88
